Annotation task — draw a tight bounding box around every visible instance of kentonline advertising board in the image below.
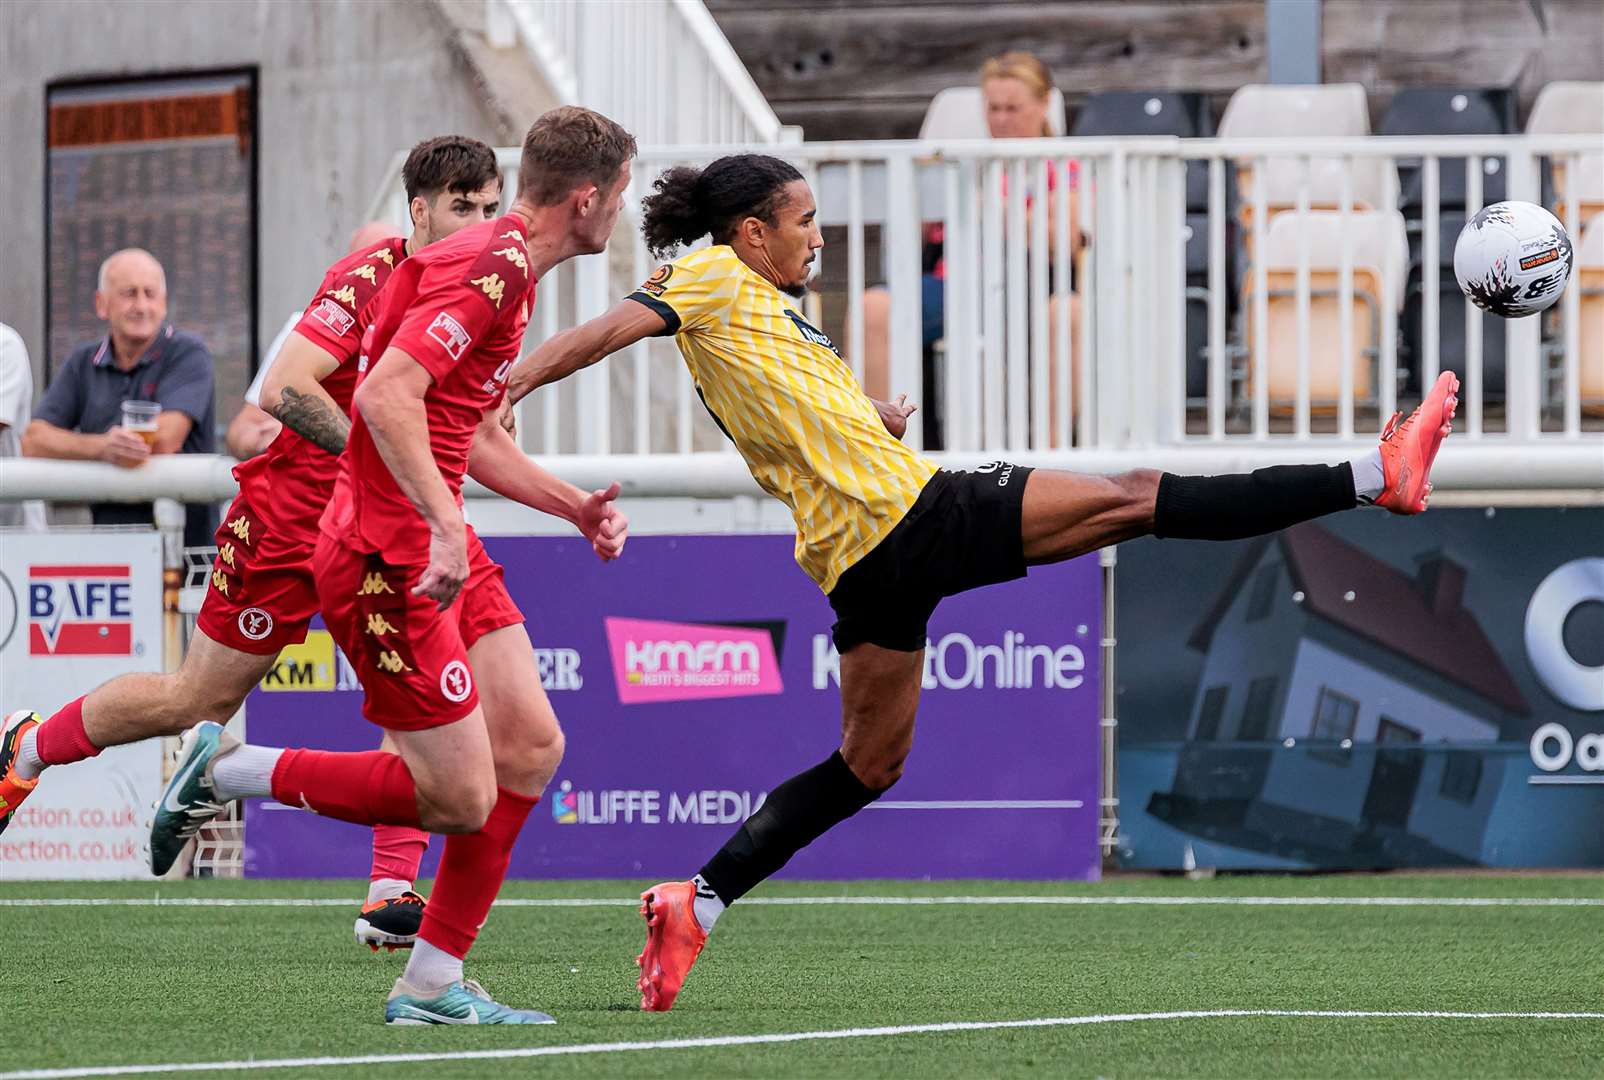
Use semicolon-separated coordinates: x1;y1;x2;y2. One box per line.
245;535;1101;880
0;531;165;879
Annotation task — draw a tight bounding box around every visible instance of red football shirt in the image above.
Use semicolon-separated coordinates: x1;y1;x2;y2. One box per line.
234;236;409;544
322;214;534;564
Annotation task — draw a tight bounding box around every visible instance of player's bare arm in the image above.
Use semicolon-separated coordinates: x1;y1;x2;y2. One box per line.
259;330;349;455
506;298;666;404
465;412;628;561
353;346;469;608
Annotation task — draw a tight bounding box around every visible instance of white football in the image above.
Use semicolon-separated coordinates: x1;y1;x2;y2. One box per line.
1453;201;1574;318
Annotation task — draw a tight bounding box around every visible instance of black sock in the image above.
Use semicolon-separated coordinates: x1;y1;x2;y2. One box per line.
1154;463;1357;541
698;750;880;905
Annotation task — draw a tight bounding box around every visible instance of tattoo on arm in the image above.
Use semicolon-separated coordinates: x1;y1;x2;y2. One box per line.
271;386;350;455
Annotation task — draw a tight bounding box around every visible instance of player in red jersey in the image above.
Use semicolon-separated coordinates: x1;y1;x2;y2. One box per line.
148;107;638;1025
0;137;502;946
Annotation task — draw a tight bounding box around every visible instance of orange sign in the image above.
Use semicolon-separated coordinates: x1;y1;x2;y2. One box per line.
48;89;248;148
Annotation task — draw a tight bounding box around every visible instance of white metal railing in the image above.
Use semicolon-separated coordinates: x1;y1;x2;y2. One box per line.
350;133;1604;492
485;0;791;147
4;442;1602;505
489;134;1599;458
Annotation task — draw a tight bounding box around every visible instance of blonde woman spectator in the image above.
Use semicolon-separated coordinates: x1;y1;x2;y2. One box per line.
861;50;1083;446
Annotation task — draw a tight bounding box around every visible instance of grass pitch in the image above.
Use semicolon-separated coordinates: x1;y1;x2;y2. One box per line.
3;874;1600;1079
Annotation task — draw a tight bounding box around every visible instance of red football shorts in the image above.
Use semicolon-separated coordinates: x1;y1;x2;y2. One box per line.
195;493;320;655
313;528;523;730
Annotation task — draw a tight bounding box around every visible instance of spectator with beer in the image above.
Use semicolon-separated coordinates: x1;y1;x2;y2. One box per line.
23;247;219;545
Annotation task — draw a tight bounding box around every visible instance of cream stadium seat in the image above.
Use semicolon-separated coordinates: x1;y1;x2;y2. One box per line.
1527;82;1604;225
1242;210;1409;412
919;85;1067;140
1218;84;1396;244
1577;213;1604;416
1554;153;1604;234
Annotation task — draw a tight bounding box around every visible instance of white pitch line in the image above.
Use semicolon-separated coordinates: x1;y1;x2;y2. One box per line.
3;1010;1599;1080
2;895;1602;909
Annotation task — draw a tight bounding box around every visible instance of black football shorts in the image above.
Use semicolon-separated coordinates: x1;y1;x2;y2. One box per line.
826;462;1033;653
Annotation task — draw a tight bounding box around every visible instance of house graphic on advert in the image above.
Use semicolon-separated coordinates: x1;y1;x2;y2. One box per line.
1147;522;1530;867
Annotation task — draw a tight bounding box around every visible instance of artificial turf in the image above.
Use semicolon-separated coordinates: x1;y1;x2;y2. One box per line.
3;874;1600;1079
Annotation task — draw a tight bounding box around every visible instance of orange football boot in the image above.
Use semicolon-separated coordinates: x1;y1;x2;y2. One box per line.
1375;370;1459;515
636;880;707;1012
0;711;42;837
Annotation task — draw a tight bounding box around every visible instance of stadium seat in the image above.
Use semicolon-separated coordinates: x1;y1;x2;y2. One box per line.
1072;90;1210;138
1183;213;1240;400
1380;88;1513;214
1402;211;1508;401
1526;81;1604;224
1218;85;1395;238
1553;153;1604;232
1526;81;1604;135
919;86;1067;140
1219;83;1370;139
1577;214;1604;416
1241;210;1409;411
1071;90;1217;212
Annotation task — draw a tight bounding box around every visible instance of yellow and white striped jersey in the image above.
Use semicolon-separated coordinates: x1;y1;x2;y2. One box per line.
628;245;938;593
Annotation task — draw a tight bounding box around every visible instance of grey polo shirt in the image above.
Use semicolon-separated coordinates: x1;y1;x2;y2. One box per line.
36;323;219;545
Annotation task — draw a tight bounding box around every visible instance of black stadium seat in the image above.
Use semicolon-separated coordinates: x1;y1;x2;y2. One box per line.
1072;91;1211;137
1073;91;1234;402
1385;90;1515;400
1401;211;1508;400
1072;91;1216;211
1381;88;1515;214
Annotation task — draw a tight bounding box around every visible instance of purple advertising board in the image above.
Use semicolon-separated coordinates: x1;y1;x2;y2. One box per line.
244;535;1101;880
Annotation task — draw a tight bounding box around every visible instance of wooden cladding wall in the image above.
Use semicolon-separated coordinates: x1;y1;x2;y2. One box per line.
706;0;1603;142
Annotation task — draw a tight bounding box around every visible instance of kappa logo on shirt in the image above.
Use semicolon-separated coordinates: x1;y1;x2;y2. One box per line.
426;312;471;361
309;297;356;337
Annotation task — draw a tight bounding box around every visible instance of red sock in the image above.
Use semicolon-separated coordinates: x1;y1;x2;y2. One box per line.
270;749;423;828
36;697;101;765
371;825;430;883
417;787;538;958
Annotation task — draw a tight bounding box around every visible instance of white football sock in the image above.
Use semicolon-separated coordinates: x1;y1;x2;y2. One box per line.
1349;449;1385;504
367;878;413;905
692;874;726;934
14;727;44;781
404;938;464;991
209;745;283;802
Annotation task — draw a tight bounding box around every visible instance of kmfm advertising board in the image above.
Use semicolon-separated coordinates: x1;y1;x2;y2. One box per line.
244;535;1102;880
0;531;165;879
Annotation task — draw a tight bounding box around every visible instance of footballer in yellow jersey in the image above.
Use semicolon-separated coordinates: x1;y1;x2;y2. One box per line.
626;243;938;593
508;152;1459;1013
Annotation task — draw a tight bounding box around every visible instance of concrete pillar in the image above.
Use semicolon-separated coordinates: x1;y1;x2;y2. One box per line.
1266;0;1322;84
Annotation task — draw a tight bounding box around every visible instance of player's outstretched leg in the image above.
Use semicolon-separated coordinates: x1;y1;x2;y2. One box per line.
1019;371;1460;566
148;726;448;877
5;632;277;844
637;645;918;1011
